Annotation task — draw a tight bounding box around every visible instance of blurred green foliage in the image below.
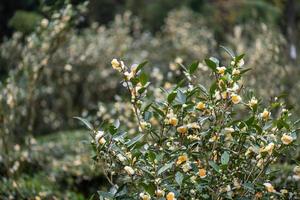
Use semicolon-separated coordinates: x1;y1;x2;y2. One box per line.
0;130;106;199
1;0;299;36
8;11;42;34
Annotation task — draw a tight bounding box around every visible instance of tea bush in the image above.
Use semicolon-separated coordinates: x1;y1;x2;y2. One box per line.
78;51;299;199
0;3;86;177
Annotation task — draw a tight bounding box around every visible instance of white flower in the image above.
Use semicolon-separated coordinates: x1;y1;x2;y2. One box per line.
214;91;221;100
229;83;239;92
281;134;294;145
182;162;192;172
260;142;275;155
117;154;126;162
224;127;234;133
175;57;183;64
216;66;226;75
237;59;245;67
111;58;122;71
232;68;240;75
260;109;271;120
124;166;135;175
95;131;106;145
263;182;276;193
41;18;49;27
248;97;258;108
155;189;165;197
139;192;151;200
231;93;242;104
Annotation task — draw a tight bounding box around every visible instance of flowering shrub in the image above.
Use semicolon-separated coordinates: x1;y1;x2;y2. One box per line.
0;3;85;177
77;50;299;199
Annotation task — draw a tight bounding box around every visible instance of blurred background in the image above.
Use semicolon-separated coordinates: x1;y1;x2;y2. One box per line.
0;0;299;199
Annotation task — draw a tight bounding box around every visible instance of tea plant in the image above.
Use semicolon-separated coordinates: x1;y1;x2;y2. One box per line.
77;50;299;199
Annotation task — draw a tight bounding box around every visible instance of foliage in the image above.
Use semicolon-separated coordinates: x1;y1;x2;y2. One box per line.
8;11;43;34
0;2;86;177
79;53;299;199
0;130;104;199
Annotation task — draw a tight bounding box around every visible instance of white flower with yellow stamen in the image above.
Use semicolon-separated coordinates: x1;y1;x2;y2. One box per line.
176;155;188;165
155;189;165;197
177;125;188;135
260;109;271;120
139;193;151;200
221;91;227;99
217;66;226;75
248;97;258;108
260;142;275;155
187;122;200;129
166;192;176;200
95;131;106;145
111;58;122;71
281;134;294;145
124;71;134;80
263;183;276;193
182;162;192;172
231;93;242;104
232;68;240;75
198;168;207;178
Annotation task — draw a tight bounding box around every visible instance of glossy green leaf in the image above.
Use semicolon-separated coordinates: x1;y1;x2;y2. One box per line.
74;117;94;130
157;162;173;175
175;171;184;186
167;91;177;104
208;161;221;173
188;61;199;74
136;61;148;73
221;151;230;165
220;45;235;58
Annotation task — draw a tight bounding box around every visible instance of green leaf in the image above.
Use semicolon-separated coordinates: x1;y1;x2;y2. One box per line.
157;162;173;175
209;81;217;96
74;117;94;130
276;119;290;130
208;161;221;173
136;61;148;73
114;120;120;128
220;45;235;58
240;68;252;74
176;89;186;104
242;182;254;192
221;151;230;165
151;105;165;117
141;182;156;196
245;116;255;126
167;91;177;104
126;134;144;148
146;151;156;163
98;191;114;200
198;84;209;96
235;54;245;62
188;61;199;74
204;58;218;72
139;73;149;86
144;111;153;121
108;124;118;135
175;171;184;186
